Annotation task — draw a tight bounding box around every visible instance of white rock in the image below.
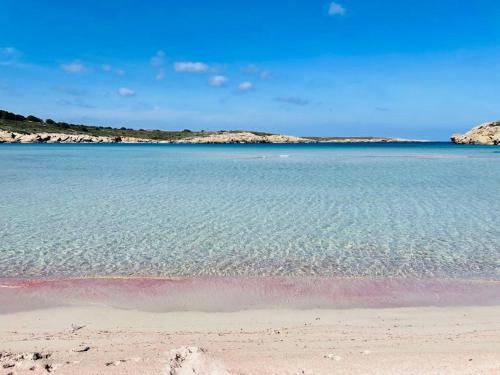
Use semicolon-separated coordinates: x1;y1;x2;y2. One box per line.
451;121;500;145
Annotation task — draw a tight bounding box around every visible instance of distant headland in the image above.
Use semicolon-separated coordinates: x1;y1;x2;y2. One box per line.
0;109;429;144
451;121;500;145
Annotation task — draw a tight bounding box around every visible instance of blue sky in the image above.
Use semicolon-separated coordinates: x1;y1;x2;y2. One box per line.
1;0;499;139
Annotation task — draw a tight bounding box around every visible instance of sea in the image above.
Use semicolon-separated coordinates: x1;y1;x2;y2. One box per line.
1;142;499;282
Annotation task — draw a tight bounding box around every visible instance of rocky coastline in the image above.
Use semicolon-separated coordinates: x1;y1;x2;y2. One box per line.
451;121;500;145
0;129;429;144
0;130;156;144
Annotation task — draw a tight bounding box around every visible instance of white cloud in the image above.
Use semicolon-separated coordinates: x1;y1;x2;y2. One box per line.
208;75;228;87
61;61;85;73
328;2;346;15
118;87;135;97
156;68;165;81
238;81;253;91
174;61;209;73
102;64;112;72
151;50;166;66
115;68;126;76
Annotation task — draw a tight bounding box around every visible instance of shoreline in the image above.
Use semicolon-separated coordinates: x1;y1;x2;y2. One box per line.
2;276;499;314
0;129;432;144
1;304;499;374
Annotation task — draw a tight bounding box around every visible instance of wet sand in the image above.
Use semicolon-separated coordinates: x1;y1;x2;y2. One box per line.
1;277;499;312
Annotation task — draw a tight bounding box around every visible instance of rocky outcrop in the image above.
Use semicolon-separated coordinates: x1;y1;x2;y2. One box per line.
316;137;429;143
0;130;157;144
1;129;430;145
451;121;500;145
0;130;310;144
176;132;312;144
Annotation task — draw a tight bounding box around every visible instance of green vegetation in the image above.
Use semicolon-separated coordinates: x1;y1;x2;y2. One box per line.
0;109;272;141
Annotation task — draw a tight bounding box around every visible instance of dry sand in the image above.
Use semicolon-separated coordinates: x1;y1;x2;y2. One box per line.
1;305;499;374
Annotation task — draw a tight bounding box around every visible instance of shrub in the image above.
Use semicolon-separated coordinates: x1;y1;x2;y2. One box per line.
57;122;70;129
27;115;43;122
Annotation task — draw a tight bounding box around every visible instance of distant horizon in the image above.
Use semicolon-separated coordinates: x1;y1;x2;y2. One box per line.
0;107;455;141
1;0;500;141
0;107;449;141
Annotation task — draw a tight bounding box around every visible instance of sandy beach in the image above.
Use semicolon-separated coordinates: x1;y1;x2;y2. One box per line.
0;298;500;374
3;0;500;373
1;305;499;374
1;278;499;374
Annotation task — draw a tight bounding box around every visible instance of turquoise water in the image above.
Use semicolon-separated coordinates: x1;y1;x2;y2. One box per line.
1;143;499;279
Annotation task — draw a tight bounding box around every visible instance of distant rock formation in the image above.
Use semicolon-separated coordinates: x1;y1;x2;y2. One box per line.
451;121;500;145
0;130;311;144
314;137;430;143
0;130;156;144
0;129;430;145
176;132;311;144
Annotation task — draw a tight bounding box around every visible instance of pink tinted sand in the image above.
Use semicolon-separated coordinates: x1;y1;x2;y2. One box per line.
1;276;499;312
1;277;499;374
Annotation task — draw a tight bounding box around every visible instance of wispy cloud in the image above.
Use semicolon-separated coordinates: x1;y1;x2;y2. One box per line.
118;87;135;97
102;64;126;75
0;47;18;56
156;68;165;81
0;46;27;67
54;86;88;97
328;2;346;16
56;99;95;109
61;61;85;73
259;70;272;79
151;50;166;66
275;96;309;106
238;81;253;91
174;61;209;73
151;50;167;80
208;75;228;87
243;64;271;79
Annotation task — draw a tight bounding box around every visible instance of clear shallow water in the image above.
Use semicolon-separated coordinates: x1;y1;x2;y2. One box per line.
1;143;499;279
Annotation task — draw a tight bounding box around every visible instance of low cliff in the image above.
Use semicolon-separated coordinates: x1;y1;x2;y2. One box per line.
176;132;311;144
0;130;312;144
0;130;156;144
0;129;431;144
